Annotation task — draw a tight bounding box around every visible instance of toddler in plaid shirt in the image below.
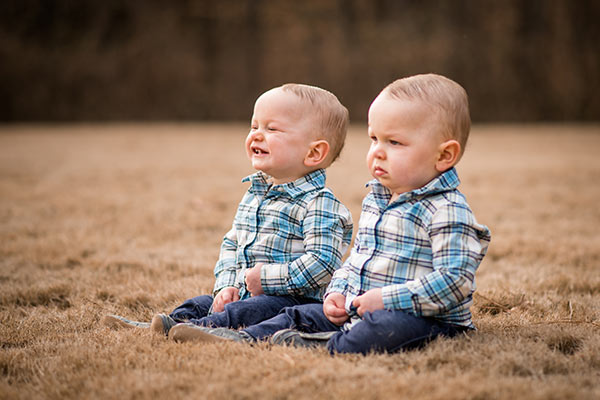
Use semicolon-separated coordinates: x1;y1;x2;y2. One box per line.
103;83;353;335
167;74;491;355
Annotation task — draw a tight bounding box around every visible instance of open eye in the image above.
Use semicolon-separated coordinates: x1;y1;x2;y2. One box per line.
390;140;402;146
369;135;378;143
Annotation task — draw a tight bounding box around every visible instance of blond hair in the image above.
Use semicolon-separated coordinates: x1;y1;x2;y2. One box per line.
281;83;349;165
383;74;471;158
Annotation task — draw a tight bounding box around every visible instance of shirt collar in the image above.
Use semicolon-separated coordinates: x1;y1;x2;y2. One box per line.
366;167;461;206
242;168;327;197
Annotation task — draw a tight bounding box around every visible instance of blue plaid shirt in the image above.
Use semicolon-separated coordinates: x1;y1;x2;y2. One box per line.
326;168;491;328
213;168;353;301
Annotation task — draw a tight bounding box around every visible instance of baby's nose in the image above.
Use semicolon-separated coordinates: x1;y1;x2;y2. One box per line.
372;145;385;158
250;130;264;141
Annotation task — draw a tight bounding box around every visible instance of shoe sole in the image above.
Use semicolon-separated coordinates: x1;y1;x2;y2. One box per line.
169;324;226;343
102;315;150;329
151;314;169;336
271;328;335;347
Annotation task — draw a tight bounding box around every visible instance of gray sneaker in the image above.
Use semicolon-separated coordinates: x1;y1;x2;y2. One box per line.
168;323;253;344
102;314;151;329
151;313;178;336
270;328;336;348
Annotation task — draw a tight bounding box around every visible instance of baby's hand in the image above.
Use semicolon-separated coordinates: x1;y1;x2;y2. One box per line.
245;264;264;297
213;286;240;313
352;288;384;316
323;293;349;325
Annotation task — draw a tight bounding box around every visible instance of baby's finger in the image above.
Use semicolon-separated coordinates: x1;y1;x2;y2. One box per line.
328;306;347;317
355;304;364;317
323;302;336;313
213;299;223;313
329;314;349;326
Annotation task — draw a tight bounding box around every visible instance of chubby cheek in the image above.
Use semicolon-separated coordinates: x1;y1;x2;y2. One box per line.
244;135;254;158
365;149;374;170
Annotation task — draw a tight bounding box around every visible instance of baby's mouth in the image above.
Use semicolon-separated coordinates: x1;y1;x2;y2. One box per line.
373;166;387;176
252;148;268;155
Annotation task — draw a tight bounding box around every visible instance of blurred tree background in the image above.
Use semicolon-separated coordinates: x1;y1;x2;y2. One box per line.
1;0;598;122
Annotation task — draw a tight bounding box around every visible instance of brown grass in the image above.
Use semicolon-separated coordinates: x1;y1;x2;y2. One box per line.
1;123;599;400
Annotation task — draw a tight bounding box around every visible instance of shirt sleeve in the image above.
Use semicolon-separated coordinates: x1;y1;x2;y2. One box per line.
260;191;353;297
325;263;350;296
381;202;490;316
212;225;239;295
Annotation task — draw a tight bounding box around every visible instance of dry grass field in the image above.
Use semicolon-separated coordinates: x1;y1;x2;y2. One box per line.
1;123;599;400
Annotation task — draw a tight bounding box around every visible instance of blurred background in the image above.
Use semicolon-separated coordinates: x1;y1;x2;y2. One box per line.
1;0;598;123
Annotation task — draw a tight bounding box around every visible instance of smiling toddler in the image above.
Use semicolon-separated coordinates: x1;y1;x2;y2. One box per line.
103;84;353;336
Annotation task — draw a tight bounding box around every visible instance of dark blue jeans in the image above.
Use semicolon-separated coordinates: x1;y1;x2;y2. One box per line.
243;303;470;355
169;294;320;329
169;295;214;322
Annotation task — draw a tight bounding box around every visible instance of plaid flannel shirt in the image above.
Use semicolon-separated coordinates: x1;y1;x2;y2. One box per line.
326;168;491;328
213;168;353;301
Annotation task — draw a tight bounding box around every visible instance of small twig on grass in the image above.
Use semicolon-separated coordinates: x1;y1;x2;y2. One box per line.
497;320;600;329
474;293;512;312
83;297;109;310
529;319;600;328
277;353;296;367
568;300;573;320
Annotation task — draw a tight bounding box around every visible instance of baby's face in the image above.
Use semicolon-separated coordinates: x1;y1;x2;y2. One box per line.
246;88;318;184
366;95;442;196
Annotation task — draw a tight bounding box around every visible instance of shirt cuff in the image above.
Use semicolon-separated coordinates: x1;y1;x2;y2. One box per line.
325;279;348;296
381;284;415;313
260;263;289;295
213;275;237;295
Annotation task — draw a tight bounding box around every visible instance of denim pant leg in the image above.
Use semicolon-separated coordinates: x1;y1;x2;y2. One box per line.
169;295;214;322
327;309;469;355
243;303;340;341
190;295;320;330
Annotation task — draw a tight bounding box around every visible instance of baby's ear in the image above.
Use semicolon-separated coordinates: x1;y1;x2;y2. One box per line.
435;139;461;172
304;140;330;167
